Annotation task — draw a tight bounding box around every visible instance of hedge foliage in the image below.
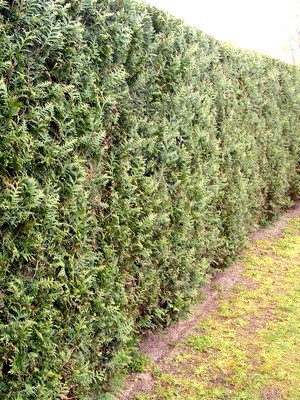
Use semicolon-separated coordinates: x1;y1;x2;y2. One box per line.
0;0;299;398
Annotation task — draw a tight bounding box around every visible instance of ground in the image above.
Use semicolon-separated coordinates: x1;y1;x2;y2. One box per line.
117;202;300;400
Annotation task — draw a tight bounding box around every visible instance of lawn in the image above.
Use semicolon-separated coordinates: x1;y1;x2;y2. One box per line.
130;215;300;400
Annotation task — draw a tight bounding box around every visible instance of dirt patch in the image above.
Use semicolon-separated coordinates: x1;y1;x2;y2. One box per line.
119;263;243;399
251;202;300;241
118;201;300;400
262;387;280;400
119;372;153;399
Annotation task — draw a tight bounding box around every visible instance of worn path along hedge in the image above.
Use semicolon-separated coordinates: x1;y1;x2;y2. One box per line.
0;0;299;398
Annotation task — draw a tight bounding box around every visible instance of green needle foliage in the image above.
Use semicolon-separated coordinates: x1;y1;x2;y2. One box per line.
0;0;299;398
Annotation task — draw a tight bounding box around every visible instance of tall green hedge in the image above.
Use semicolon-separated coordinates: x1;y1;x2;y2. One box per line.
0;0;299;398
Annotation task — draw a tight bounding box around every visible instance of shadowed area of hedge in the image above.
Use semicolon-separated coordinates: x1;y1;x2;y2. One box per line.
0;0;299;398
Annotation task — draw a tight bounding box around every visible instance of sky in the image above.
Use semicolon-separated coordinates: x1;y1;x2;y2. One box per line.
145;0;300;64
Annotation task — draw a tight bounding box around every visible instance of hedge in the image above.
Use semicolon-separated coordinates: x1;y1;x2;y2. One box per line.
0;0;299;398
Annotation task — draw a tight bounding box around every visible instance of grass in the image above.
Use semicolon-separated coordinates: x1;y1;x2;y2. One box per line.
133;217;300;400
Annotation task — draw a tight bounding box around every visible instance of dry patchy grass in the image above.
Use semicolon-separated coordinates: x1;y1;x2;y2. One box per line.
133;217;300;400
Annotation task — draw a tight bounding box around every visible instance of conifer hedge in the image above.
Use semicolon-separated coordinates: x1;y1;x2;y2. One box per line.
0;0;299;398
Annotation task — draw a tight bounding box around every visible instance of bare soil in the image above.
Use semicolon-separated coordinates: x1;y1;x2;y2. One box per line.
118;201;300;400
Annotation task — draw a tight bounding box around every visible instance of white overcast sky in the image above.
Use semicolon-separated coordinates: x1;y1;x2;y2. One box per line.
145;0;300;63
